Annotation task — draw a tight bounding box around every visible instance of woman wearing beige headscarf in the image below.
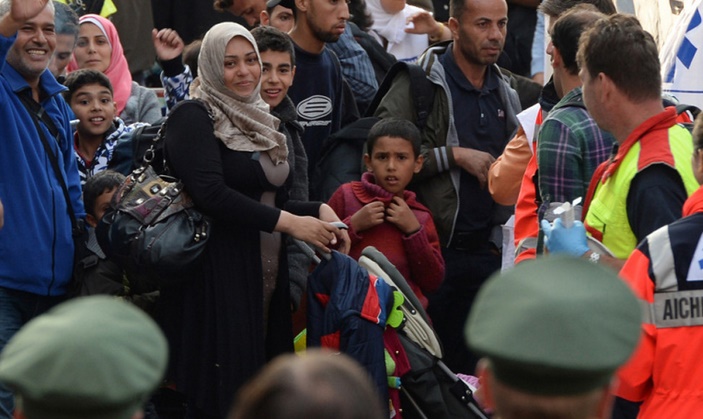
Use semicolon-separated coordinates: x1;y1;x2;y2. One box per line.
160;22;349;419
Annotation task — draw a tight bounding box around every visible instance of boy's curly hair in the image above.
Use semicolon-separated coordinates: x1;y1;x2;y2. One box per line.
62;69;113;103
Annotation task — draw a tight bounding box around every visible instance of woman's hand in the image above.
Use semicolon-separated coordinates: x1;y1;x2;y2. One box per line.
277;211;348;254
318;204;351;254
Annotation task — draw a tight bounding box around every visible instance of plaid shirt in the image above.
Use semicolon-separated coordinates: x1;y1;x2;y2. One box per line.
537;87;615;205
328;25;378;114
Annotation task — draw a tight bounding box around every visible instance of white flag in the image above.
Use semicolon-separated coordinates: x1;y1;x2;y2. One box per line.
661;0;703;109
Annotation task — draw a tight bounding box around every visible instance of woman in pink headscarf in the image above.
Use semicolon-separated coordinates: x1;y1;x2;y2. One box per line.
67;14;162;125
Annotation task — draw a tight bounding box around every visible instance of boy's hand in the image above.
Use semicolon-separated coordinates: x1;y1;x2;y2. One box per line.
152;28;184;62
386;196;421;235
351;201;385;233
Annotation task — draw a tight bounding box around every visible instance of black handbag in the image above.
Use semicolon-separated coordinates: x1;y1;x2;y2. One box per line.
97;124;210;286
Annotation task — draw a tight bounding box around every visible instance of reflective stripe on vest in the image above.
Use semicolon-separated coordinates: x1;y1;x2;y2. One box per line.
642;225;703;328
513;111;544;263
584;124;698;259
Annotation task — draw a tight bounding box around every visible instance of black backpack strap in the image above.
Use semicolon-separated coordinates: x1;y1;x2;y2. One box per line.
18;90;61;139
365;61;436;130
675;103;701;120
406;64;435;129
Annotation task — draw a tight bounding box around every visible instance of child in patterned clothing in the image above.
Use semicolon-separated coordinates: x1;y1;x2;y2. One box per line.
63;69;149;186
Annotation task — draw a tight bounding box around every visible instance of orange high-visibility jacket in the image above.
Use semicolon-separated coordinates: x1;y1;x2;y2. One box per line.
617;186;703;418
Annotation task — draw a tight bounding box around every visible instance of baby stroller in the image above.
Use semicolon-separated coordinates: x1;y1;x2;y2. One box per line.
303;243;488;419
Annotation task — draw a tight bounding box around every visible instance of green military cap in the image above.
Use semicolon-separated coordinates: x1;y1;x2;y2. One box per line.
0;296;168;419
465;256;641;395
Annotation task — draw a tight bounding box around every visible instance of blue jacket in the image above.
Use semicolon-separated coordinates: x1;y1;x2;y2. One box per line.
0;33;84;296
306;251;394;404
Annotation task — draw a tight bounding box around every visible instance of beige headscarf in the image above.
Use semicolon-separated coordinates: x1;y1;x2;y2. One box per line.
191;22;288;165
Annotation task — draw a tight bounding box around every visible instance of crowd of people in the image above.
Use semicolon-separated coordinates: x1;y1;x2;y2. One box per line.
0;0;702;418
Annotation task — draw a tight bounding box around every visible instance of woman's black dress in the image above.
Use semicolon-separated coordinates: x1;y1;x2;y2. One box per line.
158;101;319;417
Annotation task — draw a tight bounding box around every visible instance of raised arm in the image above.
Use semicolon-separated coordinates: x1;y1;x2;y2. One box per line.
153;28;192;109
0;0;50;37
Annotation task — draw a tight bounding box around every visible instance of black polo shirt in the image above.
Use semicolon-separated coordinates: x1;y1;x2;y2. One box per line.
439;47;510;233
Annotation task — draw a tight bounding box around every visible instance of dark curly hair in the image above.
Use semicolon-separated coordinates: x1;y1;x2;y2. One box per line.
62;69;113;103
251;26;295;66
367;118;422;158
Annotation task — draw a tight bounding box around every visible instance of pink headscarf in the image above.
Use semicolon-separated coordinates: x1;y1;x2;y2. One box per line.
67;14;133;116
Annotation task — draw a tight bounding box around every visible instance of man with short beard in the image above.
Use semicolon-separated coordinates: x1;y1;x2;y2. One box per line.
0;0;84;416
375;0;521;375
287;0;359;200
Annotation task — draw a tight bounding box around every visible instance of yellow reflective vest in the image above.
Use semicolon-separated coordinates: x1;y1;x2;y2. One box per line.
56;0;117;18
584;108;698;259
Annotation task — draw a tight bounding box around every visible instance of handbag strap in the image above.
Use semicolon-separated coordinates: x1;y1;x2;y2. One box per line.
17;91;80;233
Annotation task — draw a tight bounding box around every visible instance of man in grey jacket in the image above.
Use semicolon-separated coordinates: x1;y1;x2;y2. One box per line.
375;0;520;374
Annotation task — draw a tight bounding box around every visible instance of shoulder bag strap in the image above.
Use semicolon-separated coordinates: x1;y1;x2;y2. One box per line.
17;91;79;232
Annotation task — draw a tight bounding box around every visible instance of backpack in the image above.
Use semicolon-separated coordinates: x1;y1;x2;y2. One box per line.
366;60;437;124
674;103;701;133
314;62;437;201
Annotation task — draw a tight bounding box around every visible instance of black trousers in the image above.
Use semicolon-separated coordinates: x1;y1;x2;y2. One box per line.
427;245;501;375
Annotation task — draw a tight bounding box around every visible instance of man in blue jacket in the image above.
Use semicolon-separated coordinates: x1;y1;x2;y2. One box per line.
0;0;84;416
